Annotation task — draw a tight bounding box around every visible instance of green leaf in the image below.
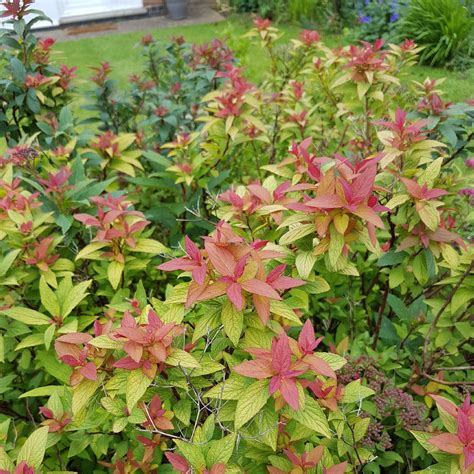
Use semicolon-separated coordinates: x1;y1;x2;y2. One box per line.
417;202;439;231
88;335;123;349
1;307;50;325
166;348;200;369
270;300;302;325
20;386;64;398
412;253;428;285
279;224;315;245
72;378;100;416
221;300;243;346
295;252;316;279
387;294;411;321
0;446;13;471
17;426;49;468
60;280;92;317
126;369;152;412
204;376;253;400
235;379;270;429
131;238;168;254
206;433;237;466
0;249;21;276
314;352;347;370
341;380;375;404
39;277;60;317
173;399;192;426
175;440;206;470
377;251;407;267
75;242;109;260
329;225;344;267
15;333;45;351
283;393;331;438
108;261;124;289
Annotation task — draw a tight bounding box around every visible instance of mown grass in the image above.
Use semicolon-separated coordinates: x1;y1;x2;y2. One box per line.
55;15;474;103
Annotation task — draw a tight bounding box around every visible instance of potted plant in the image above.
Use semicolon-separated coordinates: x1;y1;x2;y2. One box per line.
166;0;188;20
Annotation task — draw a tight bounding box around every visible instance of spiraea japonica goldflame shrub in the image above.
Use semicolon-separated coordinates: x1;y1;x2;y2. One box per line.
0;5;473;474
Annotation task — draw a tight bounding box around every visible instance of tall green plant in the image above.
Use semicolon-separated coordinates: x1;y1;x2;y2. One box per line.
398;0;474;67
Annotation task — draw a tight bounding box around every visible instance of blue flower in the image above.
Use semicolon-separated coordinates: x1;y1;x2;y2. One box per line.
359;15;372;24
389;12;399;22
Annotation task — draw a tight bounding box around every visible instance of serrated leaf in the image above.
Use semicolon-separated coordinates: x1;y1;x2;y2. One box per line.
206;433;237;466
126;369;152;411
131;238;168;254
72;378;100;416
270;300;301;325
279;224;315;245
166;348;200;369
60;280;92;318
108;261;124;289
314;352;347;370
284;393;331;437
39;278;60;317
175;440;206;469
341;380;375;404
329;226;344;267
1;307;50;325
221;300;243;346
295;252;317;279
75;242;108;260
89;335;123;349
235;379;270;429
17;426;49;468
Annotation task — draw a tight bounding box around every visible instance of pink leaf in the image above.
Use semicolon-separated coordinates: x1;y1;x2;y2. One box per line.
205;242;236;276
428;433;463;454
241;279;282;300
80;362;97;381
280;378;299;410
271;334;291;374
165;452;190;473
226;282;244;310
305;195;344;209
233;359;273;379
324;461;348;474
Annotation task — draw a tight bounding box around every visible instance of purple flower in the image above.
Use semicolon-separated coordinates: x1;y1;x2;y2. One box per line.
459;188;474;197
359;15;372;24
465;159;474;169
389;12;400;22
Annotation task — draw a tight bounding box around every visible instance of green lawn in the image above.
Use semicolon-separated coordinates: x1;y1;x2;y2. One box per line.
56;16;474;103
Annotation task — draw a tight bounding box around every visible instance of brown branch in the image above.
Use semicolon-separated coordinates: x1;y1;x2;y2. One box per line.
422;372;474;387
371;281;390;349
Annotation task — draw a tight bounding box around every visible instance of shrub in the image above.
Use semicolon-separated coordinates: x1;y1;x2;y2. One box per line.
397;0;474;67
0;3;77;147
0;6;473;474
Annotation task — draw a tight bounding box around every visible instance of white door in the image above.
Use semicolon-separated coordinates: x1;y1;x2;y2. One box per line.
61;0;144;21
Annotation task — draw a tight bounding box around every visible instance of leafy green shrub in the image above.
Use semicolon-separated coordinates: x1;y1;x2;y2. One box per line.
0;6;474;474
0;2;77;147
397;0;474;67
